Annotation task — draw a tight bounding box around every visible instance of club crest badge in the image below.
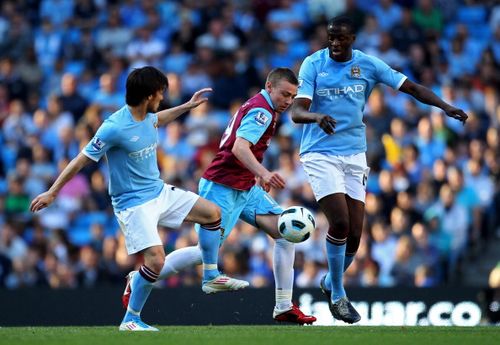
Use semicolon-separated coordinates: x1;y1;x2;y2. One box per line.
351;66;361;78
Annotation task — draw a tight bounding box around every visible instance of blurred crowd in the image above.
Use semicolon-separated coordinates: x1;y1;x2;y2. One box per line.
0;0;499;290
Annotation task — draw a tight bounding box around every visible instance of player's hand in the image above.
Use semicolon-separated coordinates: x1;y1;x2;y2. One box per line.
30;191;56;212
257;177;271;192
187;88;213;109
315;113;336;134
261;171;286;190
444;106;468;124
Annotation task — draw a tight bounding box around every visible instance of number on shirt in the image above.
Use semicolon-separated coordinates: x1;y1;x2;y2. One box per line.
219;111;238;148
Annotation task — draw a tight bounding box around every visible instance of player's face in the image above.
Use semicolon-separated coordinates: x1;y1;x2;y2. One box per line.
327;25;355;62
267;80;298;113
147;89;165;113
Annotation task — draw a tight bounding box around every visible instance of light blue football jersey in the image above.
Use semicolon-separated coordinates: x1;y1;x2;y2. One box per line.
83;105;164;211
236;90;274;145
297;48;407;156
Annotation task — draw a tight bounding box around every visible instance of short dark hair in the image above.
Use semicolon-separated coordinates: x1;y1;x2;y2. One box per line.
327;16;355;35
266;67;299;86
125;66;168;106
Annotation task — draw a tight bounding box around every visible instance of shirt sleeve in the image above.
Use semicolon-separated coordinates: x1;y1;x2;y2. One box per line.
82;121;117;162
149;112;159;128
371;55;407;90
296;55;316;100
236;107;273;145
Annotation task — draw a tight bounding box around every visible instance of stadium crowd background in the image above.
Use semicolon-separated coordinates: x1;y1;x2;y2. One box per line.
0;0;499;291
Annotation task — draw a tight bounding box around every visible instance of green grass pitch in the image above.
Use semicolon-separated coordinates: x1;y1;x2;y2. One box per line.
0;326;498;345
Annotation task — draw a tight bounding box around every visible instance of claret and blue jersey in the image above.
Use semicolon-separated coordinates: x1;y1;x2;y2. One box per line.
83;105;164;211
297;48;407;156
203;89;277;191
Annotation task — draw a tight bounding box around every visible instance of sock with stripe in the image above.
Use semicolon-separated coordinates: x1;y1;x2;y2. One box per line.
122;265;158;323
326;235;347;302
198;219;222;283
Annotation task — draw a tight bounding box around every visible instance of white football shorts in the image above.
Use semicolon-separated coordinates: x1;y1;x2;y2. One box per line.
300;152;370;203
115;183;199;254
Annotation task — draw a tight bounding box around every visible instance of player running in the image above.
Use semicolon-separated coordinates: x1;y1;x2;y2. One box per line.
30;66;248;331
291;16;468;324
125;67;316;325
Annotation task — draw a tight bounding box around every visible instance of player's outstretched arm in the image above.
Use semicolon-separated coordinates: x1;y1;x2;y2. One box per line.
399;79;468;124
232;137;285;191
30;153;93;212
290;98;336;134
156;88;213;126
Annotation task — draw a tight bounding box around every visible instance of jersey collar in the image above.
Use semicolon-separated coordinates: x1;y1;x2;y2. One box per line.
259;89;275;111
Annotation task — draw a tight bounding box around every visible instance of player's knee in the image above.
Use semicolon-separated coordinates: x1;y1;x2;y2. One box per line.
330;218;349;237
206;201;221;223
147;257;165;274
332;217;349;231
144;252;165;274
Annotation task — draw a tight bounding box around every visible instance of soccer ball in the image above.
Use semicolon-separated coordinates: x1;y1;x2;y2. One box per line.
278;206;316;243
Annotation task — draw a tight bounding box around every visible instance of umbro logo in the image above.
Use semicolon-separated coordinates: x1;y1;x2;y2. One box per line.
318;72;329;77
130;136;140;142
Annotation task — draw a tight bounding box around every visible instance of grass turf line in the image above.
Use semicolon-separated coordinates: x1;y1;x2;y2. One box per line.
0;326;498;345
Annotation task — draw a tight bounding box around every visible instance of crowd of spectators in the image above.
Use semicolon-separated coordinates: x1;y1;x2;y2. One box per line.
0;0;499;290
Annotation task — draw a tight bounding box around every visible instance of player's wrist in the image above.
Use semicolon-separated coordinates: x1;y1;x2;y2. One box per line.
442;105;454;114
47;188;59;198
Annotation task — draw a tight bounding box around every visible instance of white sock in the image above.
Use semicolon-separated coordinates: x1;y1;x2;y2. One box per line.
158;246;202;280
273;238;295;311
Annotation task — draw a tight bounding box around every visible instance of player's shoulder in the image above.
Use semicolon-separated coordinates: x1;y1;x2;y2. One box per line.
246;92;273;112
100;107;128;131
107;106;127;121
305;48;330;64
352;49;378;66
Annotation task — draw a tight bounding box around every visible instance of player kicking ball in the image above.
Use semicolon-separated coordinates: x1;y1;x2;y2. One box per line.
30;66;248;331
291;16;468;324
123;68;316;325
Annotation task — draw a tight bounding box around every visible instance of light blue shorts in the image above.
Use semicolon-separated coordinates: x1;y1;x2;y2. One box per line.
195;178;283;242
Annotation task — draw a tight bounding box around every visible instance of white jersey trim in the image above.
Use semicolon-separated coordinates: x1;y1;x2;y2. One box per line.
395;76;408;90
82;150;99;162
295;94;313;100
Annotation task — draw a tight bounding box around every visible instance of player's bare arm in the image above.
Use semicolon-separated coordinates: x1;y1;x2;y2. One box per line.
399;79;468;124
232;137;285;190
30;153;94;212
291;98;336;134
156;87;212;126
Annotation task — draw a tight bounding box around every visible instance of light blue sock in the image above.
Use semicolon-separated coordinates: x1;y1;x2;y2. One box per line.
326;241;346;302
325;253;355;289
199;226;221;283
122;267;157;323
